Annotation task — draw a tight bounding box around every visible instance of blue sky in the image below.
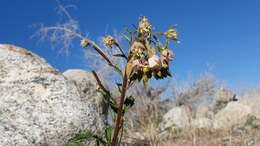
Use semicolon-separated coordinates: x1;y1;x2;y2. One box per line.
1;0;260;89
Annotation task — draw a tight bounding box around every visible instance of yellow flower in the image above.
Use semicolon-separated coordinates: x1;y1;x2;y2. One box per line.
80;38;89;48
165;28;177;40
103;35;116;48
138;16;152;34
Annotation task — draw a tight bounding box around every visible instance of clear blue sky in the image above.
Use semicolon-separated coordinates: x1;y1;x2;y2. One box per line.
1;0;260;89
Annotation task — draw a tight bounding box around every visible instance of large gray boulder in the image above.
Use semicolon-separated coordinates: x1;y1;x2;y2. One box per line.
0;44;101;146
160;106;191;130
240;96;260;119
213;102;252;129
196;106;213;119
63;69;108;133
212;87;237;113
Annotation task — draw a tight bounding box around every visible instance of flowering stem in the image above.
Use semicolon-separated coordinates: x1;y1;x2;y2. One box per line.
91;71;107;92
153;32;165;36
111;68;128;146
88;41;115;67
82;39;123;75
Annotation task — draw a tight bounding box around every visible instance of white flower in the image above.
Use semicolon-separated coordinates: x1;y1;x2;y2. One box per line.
148;55;161;69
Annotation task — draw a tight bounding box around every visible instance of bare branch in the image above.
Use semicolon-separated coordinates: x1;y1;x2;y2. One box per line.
32;1;82;55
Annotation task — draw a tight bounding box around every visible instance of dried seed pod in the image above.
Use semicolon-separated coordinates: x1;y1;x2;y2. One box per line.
103;35;116;48
80;38;89;48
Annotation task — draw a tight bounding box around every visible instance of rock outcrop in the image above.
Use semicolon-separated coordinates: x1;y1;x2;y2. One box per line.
212;88;237;113
196;106;214;119
191;118;213;129
160;106;191;130
213;102;252;129
0;44;102;146
63;69;108;133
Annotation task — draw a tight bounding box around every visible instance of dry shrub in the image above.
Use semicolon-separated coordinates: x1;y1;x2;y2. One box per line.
122;72;260;146
160;127;260;146
123;84;172;146
173;73;218;112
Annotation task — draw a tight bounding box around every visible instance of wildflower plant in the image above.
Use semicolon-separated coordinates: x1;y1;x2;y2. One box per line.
35;4;179;145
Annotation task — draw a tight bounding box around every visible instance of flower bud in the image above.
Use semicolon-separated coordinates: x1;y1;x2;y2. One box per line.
132;59;148;71
161;49;174;62
165;28;177;40
80;38;89;48
143;66;150;73
103;35;116;48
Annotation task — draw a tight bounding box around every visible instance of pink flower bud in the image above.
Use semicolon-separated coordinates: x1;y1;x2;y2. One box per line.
132;59;148;71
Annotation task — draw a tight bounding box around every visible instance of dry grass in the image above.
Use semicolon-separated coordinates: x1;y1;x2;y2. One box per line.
122;73;260;146
159;127;260;146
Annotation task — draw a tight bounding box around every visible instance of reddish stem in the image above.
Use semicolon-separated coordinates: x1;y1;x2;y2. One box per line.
111;69;128;146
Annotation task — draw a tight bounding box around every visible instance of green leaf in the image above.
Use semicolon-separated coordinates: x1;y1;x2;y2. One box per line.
113;54;126;58
67;141;86;146
121;33;131;43
105;127;113;145
129;70;143;83
123;96;135;113
69;131;106;146
165;38;169;49
99;90;112;101
124;96;135;107
143;75;149;88
96;140;100;146
109;97;118;113
69;131;95;142
113;65;123;76
153;70;163;80
116;83;122;93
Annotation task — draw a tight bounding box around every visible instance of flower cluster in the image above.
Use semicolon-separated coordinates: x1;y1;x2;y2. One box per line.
128;17;178;84
138;16;152;34
103;35;116;48
130;46;174;82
